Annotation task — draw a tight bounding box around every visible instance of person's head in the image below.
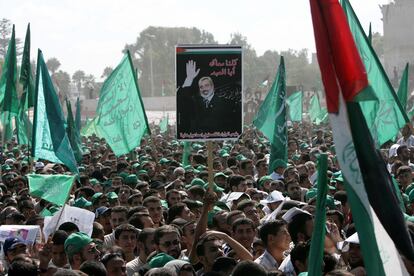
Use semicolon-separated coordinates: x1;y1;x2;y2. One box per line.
92;221;105;241
79;260;107;276
402;124;412;138
114;224;139;254
290;241;311;274
181;221;196;249
397;165;413;188
110;206;128;229
143;196;163;225
287;212;314;245
226;210;246;231
164;259;195;276
239;159;254;176
211;210;229;234
138;228;156;259
259;220;290;251
397;145;411;162
196;235;224;271
232;218;256;249
166;189;181;207
95;207;112;234
343;234;364;269
58;222;80;235
198;77;214;97
232;260;267;276
101;253;127;276
229;175;247;192
168;202;194;224
237;199;260;226
52;230;69;268
64;232;100;269
256;159;268;176
3;237;27;262
129;212;155;229
286;179;302;201
283;166;300;182
154;225;181;259
7;256;38;276
211;257;237;276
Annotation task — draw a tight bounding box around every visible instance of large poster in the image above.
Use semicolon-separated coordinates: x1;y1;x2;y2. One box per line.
176;45;243;140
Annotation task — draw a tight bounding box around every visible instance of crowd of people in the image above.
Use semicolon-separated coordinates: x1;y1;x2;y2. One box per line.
1;121;414;276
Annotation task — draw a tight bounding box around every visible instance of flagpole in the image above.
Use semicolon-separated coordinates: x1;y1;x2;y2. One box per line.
207;141;214;190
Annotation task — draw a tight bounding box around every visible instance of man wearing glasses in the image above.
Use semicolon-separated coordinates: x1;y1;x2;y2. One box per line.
154;225;182;259
64;232;101;270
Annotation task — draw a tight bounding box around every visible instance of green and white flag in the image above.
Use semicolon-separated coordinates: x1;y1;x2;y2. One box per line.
182;141;191;167
32;50;78;175
397;63;409;112
66;99;83;163
95;51;150;156
1;112;13;142
75;97;81;132
0;25;18;115
253;57;287;173
159;115;169;133
309;93;328;125
81;117;102;138
19;23;35;110
342;0;408;147
28;174;75;206
286;91;303;122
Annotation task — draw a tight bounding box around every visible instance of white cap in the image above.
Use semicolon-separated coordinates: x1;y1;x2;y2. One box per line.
282;207;312;223
261;191;285;204
340;232;360;252
389;144;400;158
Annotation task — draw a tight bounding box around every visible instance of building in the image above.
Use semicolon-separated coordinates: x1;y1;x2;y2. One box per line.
381;0;414;85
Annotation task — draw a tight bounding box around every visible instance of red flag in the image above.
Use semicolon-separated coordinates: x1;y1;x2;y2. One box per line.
309;0;368;112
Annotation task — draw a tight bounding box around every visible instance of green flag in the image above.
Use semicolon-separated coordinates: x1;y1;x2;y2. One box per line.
159;115;168;133
342;0;408;147
28;174;75;206
1;112;13;142
95;51;150;156
75;97;81;132
397;63;409;112
16;96;32;146
66;99;83;163
0;25;18;115
307;153;328;276
81;117;102;138
20;23;35;110
253;57;287;173
309;93;328;125
286;91;303;122
32;50;78;175
182;141;191;167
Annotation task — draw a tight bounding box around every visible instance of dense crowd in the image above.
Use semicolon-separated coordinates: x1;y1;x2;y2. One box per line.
1;121;414;276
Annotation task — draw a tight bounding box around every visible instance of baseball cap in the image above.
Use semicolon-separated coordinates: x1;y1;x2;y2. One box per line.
64;232;93;258
3;237;26;256
148;253;175;268
260;190;284;204
95;206;111;218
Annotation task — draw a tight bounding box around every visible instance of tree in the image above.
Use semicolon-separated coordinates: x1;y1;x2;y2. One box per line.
0;18;22;59
46;57;61;74
101;66;113;79
125;26;217;97
83;74;96;99
72;70;85;92
54;70;71;100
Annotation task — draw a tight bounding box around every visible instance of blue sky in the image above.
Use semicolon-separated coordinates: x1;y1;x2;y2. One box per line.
2;0;390;79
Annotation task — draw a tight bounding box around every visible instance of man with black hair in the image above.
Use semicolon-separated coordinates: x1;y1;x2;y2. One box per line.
8;256;38;276
229;175;248;193
114;224;139;262
126;228;156;276
79;260;107;276
290;241;311;275
255;220;290;271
